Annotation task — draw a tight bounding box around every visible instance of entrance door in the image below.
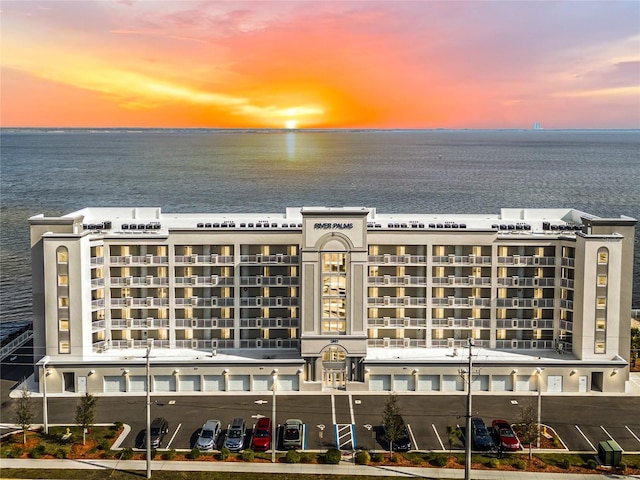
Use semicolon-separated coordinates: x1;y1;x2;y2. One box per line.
578;375;588;393
591;372;603;392
77;376;87;394
63;372;75;392
547;375;563;393
321;346;347;390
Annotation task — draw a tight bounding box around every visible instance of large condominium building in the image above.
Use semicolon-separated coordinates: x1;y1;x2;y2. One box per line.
30;206;636;395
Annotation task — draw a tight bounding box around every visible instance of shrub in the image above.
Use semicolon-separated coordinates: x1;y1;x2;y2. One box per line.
97;439;111;451
188;448;200;460
514;459;527;470
5;447;22;458
29;445;46;459
162;449;177;460
241;449;255;462
120;447;134;460
104;431;116;439
300;452;314;463
586;458;598;470
285;449;301;464
325;448;342;464
488;458;500;468
371;452;384;463
431;455;448;467
55;447;70;459
355;451;370;465
113;421;124;430
410;456;422;465
560;458;571;469
219;447;230;460
552;437;562;448
617;462;627;471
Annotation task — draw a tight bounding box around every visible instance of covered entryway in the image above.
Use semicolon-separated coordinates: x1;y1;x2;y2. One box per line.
321;346;347;390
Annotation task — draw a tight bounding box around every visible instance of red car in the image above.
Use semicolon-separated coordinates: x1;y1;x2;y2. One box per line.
251;417;272;451
491;419;521;451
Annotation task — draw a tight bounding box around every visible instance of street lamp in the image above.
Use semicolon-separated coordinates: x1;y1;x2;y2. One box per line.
536;367;545;449
41;359;50;435
145;346;152;479
271;370;278;463
464;338;474;480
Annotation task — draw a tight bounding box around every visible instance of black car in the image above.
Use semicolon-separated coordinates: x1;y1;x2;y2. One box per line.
471;417;494;451
379;415;412;452
143;417;169;448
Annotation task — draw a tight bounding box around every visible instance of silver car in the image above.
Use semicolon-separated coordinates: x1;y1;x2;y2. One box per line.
223;417;246;452
196;419;221;451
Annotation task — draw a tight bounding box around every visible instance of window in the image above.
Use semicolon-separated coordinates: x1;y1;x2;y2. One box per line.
596;297;606;308
597;274;607;287
598;251;608;264
321;253;347;334
58;275;68;286
59;341;70;354
59;297;69;308
595;342;606;354
596;320;606;330
57;248;68;263
59;320;69;331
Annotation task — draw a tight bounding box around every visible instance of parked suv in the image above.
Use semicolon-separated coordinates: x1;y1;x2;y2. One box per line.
223;417;246;452
143;417;169;448
471;417;494;451
282;418;303;450
196;419;221;451
251;417;272;451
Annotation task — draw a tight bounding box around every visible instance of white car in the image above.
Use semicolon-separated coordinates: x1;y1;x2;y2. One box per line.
196;419;221;451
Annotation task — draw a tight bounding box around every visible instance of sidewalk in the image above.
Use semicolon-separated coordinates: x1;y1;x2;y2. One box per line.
1;458;637;479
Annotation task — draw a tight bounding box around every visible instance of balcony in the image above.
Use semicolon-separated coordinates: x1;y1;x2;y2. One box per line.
432;318;490;328
495;298;554;308
174;254;234;265
91;278;105;288
430;339;489;348
560;278;575;289
175;275;234;287
174;318;234;328
560;299;574;310
175;339;234;349
239;276;299;286
109;255;169;265
239;297;299;307
496;319;554;329
238;339;300;349
431;297;491;308
91;320;105;332
90;257;104;266
368;275;427;286
240;317;299;328
239;254;299;265
561;257;575;267
495;339;554;350
367;317;427;328
175;297;234;307
496;277;555;287
367;254;427;264
91;299;105;309
111;318;170;329
111;276;169;287
432;276;491;287
111;297;169;307
497;256;555;266
111;339;170;349
368;296;427;307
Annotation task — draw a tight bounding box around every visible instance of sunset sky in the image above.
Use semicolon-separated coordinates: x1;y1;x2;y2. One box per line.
2;1;639;129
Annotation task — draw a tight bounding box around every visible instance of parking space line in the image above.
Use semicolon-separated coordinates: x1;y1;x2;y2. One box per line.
626;426;640;446
165;423;181;449
331;394;336;425
432;424;445;450
348;394;355;424
575;425;596;451
600;425;614;441
407;424;418;451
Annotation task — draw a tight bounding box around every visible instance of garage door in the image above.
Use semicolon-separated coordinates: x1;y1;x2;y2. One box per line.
154;375;176;392
471;375;489;391
442;375;463;391
228;375;250;391
277;375;298;391
547;375;563;393
393;375;414;392
515;375;535;391
129;376;147;393
104;376;125;393
417;375;440;391
179;375;201;392
369;375;391;391
203;375;225;391
253;375;271;391
491;375;513;392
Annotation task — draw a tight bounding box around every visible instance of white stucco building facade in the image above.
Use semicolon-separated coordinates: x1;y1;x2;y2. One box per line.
29;206;636;395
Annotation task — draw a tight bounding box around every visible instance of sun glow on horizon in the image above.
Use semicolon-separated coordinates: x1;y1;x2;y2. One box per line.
285;119;297;129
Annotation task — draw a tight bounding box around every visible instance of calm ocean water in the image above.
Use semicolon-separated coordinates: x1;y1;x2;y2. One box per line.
1;129;639;329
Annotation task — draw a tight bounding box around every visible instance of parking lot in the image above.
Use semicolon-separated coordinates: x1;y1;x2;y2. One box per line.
40;393;638;453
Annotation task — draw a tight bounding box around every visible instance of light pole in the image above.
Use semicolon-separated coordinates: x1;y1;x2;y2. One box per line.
464;338;474;480
536;367;544;449
145;346;152;480
41;359;49;435
271;370;278;463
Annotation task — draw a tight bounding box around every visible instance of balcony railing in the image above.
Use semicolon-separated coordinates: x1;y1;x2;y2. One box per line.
175;297;234;307
111;276;169;287
496;319;554;329
367;317;427;328
111;297;169;307
560;320;573;331
175;276;234;286
111;339;170;349
497;256;555;266
432;276;491;287
495;339;554;350
240;297;299;307
560;278;575;288
495;298;554;308
431;297;492;307
239;254;299;264
111;318;170;329
432;318;491;328
91;278;105;288
110;255;169;265
174;254;234;265
239;276;299;286
238;339;300;349
430;339;490;348
175;318;234;328
175;339;234;349
561;257;575;267
368;275;428;286
496;277;555;287
560;299;574;310
90;257;104;266
240;317;299;328
368;297;427;307
367;254;428;264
